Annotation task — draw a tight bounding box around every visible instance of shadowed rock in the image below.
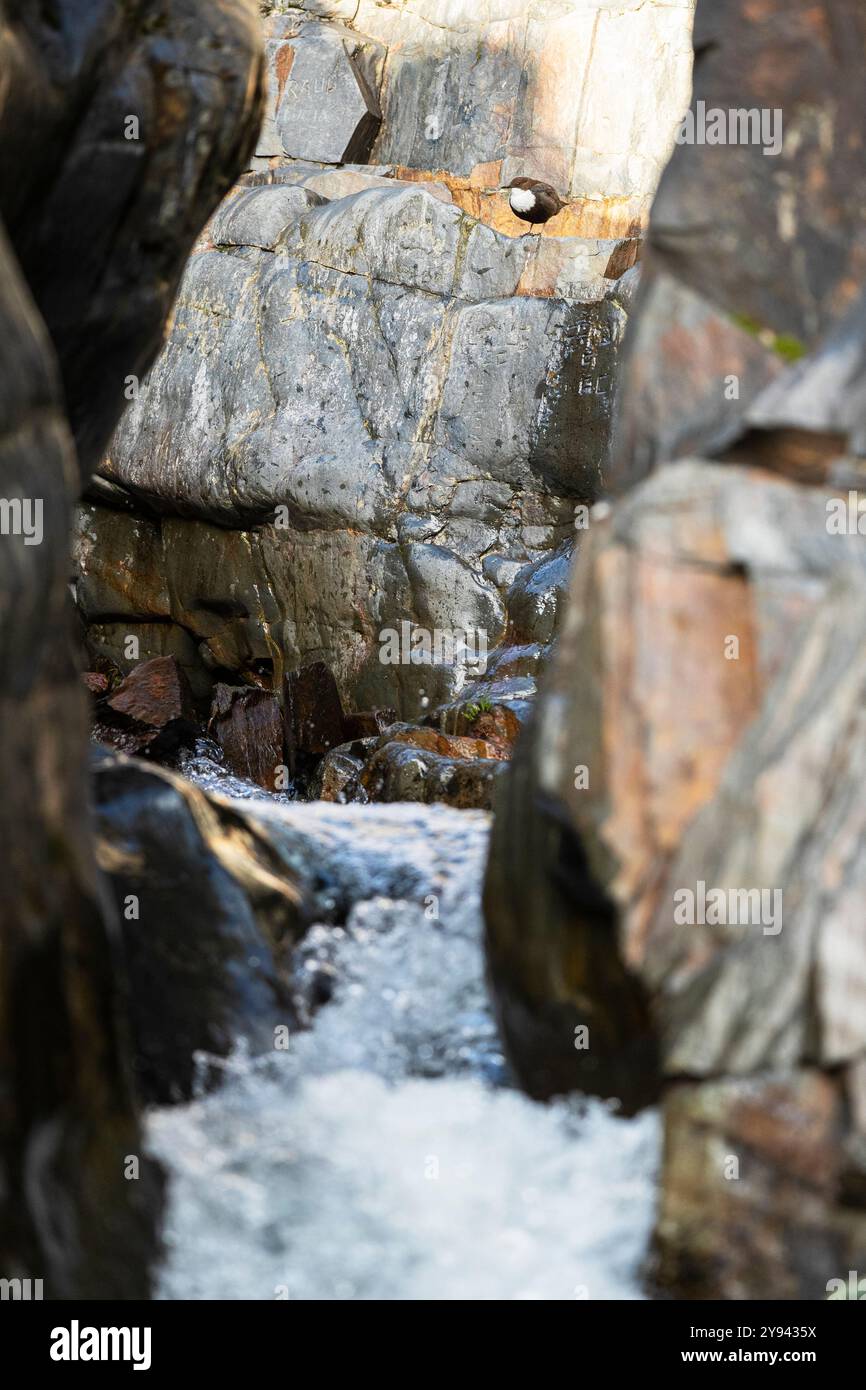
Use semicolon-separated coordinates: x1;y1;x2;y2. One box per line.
93;654;198;758
284;661;347;777
93;753;303;1104
0;0;265;482
0;0;264;1296
0;208;164;1299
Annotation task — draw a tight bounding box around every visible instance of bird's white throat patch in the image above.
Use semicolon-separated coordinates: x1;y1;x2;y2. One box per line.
509;187;536;214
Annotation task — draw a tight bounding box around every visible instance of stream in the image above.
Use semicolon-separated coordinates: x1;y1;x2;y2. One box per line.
149;748;661;1300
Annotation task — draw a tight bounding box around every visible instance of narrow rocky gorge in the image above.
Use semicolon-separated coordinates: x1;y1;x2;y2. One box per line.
3;0;863;1306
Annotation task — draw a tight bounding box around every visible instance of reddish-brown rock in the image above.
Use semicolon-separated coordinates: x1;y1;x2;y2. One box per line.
106;655;196;729
94;655;197;758
284;660;347;774
485;463;866;1109
81;671;109;697
208;684;285;792
341;708;397;740
654;1072;866;1301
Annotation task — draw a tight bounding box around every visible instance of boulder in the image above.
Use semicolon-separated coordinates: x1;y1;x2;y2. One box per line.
0;0;264;1297
105;655;196;732
0;208;162;1299
655;1071;866;1301
485;467;866;1297
93;753;303;1103
484;0;866;1300
313;723;509;810
208;684;286;792
102;184;624;525
611;0;866;492
284;660;347;775
485;463;866;1109
361;741;507;811
0;0;265;481
311;743;371;804
93;655;198;759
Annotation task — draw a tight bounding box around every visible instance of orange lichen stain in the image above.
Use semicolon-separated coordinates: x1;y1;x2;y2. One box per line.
393;166;650;240
273;44;295;104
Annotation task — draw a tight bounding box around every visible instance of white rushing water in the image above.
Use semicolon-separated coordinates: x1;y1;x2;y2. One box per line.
148;791;661;1301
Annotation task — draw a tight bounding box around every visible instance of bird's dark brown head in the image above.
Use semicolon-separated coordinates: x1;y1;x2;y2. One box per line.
501;177;535;192
500;176;564;202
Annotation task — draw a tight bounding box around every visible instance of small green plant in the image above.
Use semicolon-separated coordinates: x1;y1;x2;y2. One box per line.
730;311;805;363
464;696;493;724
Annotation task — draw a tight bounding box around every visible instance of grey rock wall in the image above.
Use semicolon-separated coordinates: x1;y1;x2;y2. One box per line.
79;176;630;716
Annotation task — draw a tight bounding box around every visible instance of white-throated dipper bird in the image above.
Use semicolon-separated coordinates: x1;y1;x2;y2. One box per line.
501;176;565;232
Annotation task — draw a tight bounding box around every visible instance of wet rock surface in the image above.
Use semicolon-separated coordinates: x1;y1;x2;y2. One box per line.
208;684;286;792
93;752;303;1104
94;654;198;758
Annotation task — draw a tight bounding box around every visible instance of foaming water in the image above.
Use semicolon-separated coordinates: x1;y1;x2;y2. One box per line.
175;736;298;802
148;800;660;1301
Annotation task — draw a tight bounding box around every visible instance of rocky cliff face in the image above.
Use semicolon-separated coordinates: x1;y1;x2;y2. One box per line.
0;0;263;1297
79;189;627;716
256;1;695;240
484;0;866;1299
72;1;695;728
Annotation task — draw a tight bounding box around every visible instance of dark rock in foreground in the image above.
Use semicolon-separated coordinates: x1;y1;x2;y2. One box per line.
0;0;264;1297
93;753;303;1103
485;0;866;1300
0;206;162;1299
0;0;265;482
